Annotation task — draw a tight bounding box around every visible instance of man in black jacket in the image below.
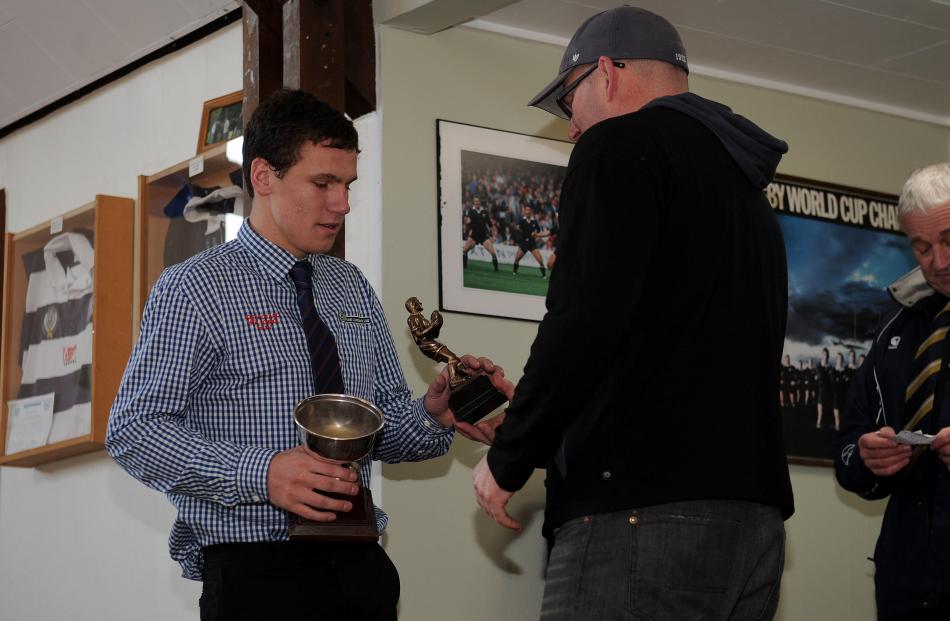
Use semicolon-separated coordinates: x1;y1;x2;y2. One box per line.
836;162;950;620
470;6;794;620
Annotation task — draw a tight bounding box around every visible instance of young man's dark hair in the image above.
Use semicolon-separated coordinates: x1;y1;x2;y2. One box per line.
241;88;359;197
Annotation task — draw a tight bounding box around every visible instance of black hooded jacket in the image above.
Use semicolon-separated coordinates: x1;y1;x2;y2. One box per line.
487;93;795;535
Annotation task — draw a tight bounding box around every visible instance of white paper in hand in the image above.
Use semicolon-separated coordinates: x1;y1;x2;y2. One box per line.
895;430;936;445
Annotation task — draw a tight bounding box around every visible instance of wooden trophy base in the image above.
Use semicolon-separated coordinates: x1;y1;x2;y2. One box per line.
449;372;508;425
288;487;379;542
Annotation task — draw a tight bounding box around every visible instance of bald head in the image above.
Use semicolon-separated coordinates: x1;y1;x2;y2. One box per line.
620;60;689;112
565;56;689;141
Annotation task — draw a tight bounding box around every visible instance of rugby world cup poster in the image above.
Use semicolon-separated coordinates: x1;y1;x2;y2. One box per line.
770;174;916;465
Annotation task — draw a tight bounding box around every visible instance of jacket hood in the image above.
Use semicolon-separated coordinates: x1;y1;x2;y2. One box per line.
644;92;788;189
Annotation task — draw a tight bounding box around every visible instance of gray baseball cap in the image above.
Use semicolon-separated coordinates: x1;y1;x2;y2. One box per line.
528;6;689;119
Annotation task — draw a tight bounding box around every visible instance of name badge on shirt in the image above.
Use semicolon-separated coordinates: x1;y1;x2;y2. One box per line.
339;313;370;324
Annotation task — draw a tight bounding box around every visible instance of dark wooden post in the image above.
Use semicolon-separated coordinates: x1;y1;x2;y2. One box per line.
242;0;287;120
342;1;376;120
242;0;375;259
283;0;345;112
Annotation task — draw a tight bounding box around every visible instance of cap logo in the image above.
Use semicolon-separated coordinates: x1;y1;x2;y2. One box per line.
572;53;580;62
675;53;687;63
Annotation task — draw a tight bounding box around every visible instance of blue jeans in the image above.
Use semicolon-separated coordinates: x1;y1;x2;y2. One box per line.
540;500;785;621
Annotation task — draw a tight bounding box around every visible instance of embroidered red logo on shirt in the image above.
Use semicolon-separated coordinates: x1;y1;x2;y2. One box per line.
245;313;279;330
63;344;77;365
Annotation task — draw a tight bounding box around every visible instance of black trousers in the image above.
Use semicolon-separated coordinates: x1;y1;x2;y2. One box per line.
200;541;399;620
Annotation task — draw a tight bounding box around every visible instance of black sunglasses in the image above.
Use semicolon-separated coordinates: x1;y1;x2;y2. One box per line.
555;61;626;119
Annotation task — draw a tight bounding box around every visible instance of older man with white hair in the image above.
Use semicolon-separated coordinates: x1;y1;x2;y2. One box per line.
836;162;950;620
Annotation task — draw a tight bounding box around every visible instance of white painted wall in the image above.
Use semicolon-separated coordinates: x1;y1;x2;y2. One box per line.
0;26;239;621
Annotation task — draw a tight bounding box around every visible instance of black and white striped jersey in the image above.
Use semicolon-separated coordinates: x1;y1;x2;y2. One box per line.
18;230;94;444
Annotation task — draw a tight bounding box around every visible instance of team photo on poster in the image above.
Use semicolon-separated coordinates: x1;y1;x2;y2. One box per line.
770;175;916;464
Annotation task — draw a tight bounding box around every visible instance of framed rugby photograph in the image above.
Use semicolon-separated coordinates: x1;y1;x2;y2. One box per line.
770;174;915;467
437;120;571;322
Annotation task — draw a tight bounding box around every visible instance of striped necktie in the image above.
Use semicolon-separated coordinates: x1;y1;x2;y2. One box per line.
289;261;345;395
903;296;950;436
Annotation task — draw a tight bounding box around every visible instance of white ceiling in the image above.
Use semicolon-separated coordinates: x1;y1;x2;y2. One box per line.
471;0;950;125
0;0;948;132
0;0;239;132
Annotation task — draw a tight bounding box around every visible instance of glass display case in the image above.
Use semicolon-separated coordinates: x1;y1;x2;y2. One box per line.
137;140;244;318
0;195;133;466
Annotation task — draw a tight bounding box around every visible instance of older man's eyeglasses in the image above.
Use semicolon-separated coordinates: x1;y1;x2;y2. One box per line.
555;61;626;119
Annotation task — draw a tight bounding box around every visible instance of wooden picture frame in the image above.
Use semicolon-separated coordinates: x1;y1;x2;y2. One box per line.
0;196;133;466
0;189;5;335
197;91;243;155
137;142;243;325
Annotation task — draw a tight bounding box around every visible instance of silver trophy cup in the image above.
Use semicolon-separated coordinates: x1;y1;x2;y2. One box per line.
289;394;384;541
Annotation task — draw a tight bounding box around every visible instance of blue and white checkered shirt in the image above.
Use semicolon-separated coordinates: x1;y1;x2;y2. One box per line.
107;220;452;580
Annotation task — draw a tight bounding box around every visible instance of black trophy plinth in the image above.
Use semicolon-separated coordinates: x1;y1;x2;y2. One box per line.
288;487;379;542
289;394;383;543
449;372;508;425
